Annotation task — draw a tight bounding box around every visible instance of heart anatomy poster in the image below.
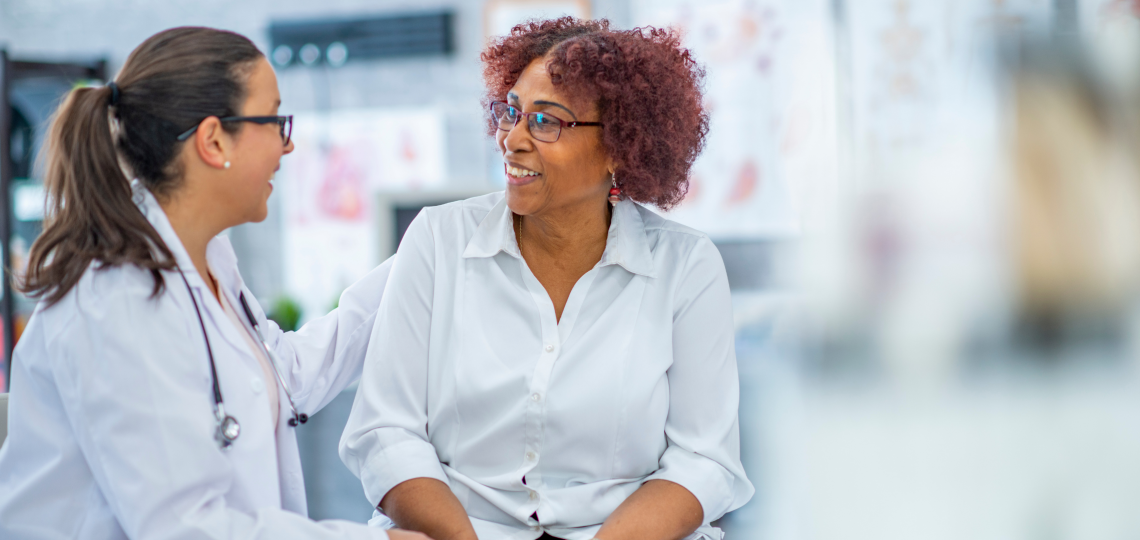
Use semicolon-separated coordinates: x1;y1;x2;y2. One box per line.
277;107;446;321
632;0;1057;241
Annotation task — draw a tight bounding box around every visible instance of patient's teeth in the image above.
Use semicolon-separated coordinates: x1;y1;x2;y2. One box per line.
508;166;539;177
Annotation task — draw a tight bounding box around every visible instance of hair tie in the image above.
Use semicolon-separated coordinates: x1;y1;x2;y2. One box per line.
107;82;120;106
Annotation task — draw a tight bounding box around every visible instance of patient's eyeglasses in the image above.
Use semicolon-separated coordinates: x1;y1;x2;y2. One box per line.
490;101;602;143
176;115;293;145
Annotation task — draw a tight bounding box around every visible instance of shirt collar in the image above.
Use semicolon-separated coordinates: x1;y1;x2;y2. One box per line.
130;179;244;298
462;194;656;278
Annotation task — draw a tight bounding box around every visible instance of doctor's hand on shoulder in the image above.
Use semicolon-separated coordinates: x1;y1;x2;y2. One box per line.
0;26;419;540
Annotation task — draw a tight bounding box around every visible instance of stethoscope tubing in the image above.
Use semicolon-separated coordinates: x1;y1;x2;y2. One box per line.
177;267;306;449
178;270;224;406
237;293;308;427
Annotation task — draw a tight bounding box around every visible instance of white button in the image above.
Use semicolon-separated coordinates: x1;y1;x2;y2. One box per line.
526;451;537;461
529;491;538;500
531;393;541;402
251;377;264;394
545;344;554;352
531;526;540;531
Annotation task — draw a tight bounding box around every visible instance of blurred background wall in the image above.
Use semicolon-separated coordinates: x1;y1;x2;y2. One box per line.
4;0;1140;539
1;0;628;308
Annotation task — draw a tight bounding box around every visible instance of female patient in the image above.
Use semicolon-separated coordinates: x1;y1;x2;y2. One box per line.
341;18;753;540
0;27;424;540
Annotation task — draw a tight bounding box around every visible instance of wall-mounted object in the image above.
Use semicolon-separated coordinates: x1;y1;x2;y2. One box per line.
484;0;590;40
269;10;454;68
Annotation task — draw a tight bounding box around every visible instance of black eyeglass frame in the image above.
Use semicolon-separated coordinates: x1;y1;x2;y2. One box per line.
176;115;293;145
489;101;602;143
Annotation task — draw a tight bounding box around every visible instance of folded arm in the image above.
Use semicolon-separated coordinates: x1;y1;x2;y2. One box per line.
381;478;478;540
596;480;702;540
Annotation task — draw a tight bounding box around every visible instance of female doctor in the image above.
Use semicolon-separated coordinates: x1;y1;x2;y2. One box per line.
0;27;427;540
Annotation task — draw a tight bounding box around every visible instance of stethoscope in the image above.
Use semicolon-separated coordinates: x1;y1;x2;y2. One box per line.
177;269;308;449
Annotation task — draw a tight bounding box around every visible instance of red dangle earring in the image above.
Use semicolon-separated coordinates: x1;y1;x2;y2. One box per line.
609;174;622;207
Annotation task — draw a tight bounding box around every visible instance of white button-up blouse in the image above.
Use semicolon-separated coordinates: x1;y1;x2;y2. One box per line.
340;192;753;540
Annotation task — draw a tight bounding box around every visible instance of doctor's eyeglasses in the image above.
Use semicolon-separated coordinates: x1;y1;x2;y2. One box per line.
176;115;293;146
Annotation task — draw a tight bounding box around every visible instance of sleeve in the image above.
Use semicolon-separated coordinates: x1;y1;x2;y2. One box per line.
339;210;450;509
253;256;394;415
643;236;756;524
51;270;390;540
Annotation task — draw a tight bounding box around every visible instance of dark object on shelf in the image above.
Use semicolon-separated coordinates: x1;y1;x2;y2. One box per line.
269;10;454;68
0;53;107;391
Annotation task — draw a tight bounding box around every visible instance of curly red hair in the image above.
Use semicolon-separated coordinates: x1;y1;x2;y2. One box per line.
481;17;708;210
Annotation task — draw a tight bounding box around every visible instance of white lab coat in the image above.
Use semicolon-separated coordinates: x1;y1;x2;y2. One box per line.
0;183;392;540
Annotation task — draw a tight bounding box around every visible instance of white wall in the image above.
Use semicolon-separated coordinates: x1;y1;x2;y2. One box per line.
0;0;632;300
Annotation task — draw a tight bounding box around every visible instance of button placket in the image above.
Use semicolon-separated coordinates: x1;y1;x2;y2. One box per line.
517;257;559;489
515;253;598;513
524;333;557;472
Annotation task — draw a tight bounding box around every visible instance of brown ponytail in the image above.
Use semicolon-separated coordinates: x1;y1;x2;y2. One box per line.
20;27;263;305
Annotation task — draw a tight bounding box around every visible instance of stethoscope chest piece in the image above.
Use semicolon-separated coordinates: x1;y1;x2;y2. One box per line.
216;414;241;448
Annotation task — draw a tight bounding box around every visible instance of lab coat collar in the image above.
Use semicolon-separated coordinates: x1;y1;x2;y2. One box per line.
462;194;656;278
129;180;245;302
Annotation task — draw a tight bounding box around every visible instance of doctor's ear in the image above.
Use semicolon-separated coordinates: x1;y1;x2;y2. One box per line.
191;117;234;170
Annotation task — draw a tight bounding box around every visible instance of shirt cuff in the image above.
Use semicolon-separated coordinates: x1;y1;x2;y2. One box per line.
644;446;737;524
359;438;450;508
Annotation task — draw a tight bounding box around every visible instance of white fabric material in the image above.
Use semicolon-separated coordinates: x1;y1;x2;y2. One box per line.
340;192;753;540
219;286;280;431
0;394;8;449
0;182;394;540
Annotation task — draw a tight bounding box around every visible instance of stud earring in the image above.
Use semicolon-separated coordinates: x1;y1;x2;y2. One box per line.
224;161;231;169
608;174;622;207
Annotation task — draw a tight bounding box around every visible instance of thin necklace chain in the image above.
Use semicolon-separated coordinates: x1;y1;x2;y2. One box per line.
515;213;524;259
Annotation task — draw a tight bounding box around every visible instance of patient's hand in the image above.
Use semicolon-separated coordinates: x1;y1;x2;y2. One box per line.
387;530;435;540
